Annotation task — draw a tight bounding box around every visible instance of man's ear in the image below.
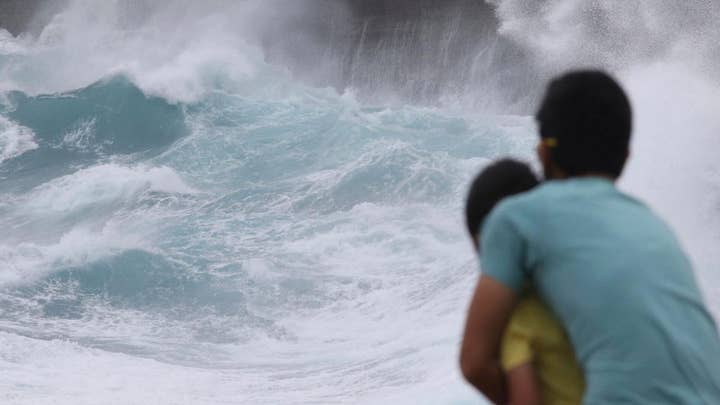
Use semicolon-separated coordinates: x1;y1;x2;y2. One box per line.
537;142;566;179
536;142;551;170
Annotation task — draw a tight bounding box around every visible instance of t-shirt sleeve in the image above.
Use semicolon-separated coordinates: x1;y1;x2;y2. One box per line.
480;205;527;293
501;306;535;371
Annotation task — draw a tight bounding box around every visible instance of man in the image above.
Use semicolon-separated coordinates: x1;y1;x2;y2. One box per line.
460;71;720;404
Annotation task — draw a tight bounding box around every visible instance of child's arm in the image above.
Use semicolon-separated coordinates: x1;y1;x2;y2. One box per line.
506;363;542;405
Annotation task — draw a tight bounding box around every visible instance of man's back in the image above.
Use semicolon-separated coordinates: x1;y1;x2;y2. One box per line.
482;177;720;403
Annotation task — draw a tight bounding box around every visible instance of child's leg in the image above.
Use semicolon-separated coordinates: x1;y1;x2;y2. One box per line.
506;363;541;405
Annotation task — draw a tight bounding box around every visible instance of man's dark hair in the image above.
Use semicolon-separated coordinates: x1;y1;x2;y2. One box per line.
465;159;539;238
536;70;632;178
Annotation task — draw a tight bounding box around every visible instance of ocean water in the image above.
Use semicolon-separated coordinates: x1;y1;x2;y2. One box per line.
1;1;720;404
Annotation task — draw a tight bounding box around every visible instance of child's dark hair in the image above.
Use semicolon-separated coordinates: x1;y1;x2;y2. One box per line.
536;70;632;178
465;159;539;239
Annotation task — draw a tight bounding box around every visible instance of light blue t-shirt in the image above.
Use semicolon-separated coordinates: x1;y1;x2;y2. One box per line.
481;177;720;404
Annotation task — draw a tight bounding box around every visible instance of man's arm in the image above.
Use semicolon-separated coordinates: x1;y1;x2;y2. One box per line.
506;363;541;405
460;275;518;404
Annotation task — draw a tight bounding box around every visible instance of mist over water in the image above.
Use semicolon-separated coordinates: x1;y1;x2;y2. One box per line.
489;0;720;305
0;1;719;404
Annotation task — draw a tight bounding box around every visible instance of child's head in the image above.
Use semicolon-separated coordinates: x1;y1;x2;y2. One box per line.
465;159;539;247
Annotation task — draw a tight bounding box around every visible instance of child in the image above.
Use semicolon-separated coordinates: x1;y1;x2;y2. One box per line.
465;159;585;405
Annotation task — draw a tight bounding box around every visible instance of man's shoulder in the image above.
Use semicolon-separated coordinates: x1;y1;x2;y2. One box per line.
495;178;651;218
488;179;638;237
490;183;553;221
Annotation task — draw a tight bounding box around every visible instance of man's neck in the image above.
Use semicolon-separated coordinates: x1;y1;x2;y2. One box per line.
546;170;617;182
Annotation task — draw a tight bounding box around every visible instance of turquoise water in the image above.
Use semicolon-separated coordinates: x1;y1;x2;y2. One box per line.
0;67;534;403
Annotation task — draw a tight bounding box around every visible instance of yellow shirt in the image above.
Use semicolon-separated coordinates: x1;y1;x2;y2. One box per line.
501;292;585;405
